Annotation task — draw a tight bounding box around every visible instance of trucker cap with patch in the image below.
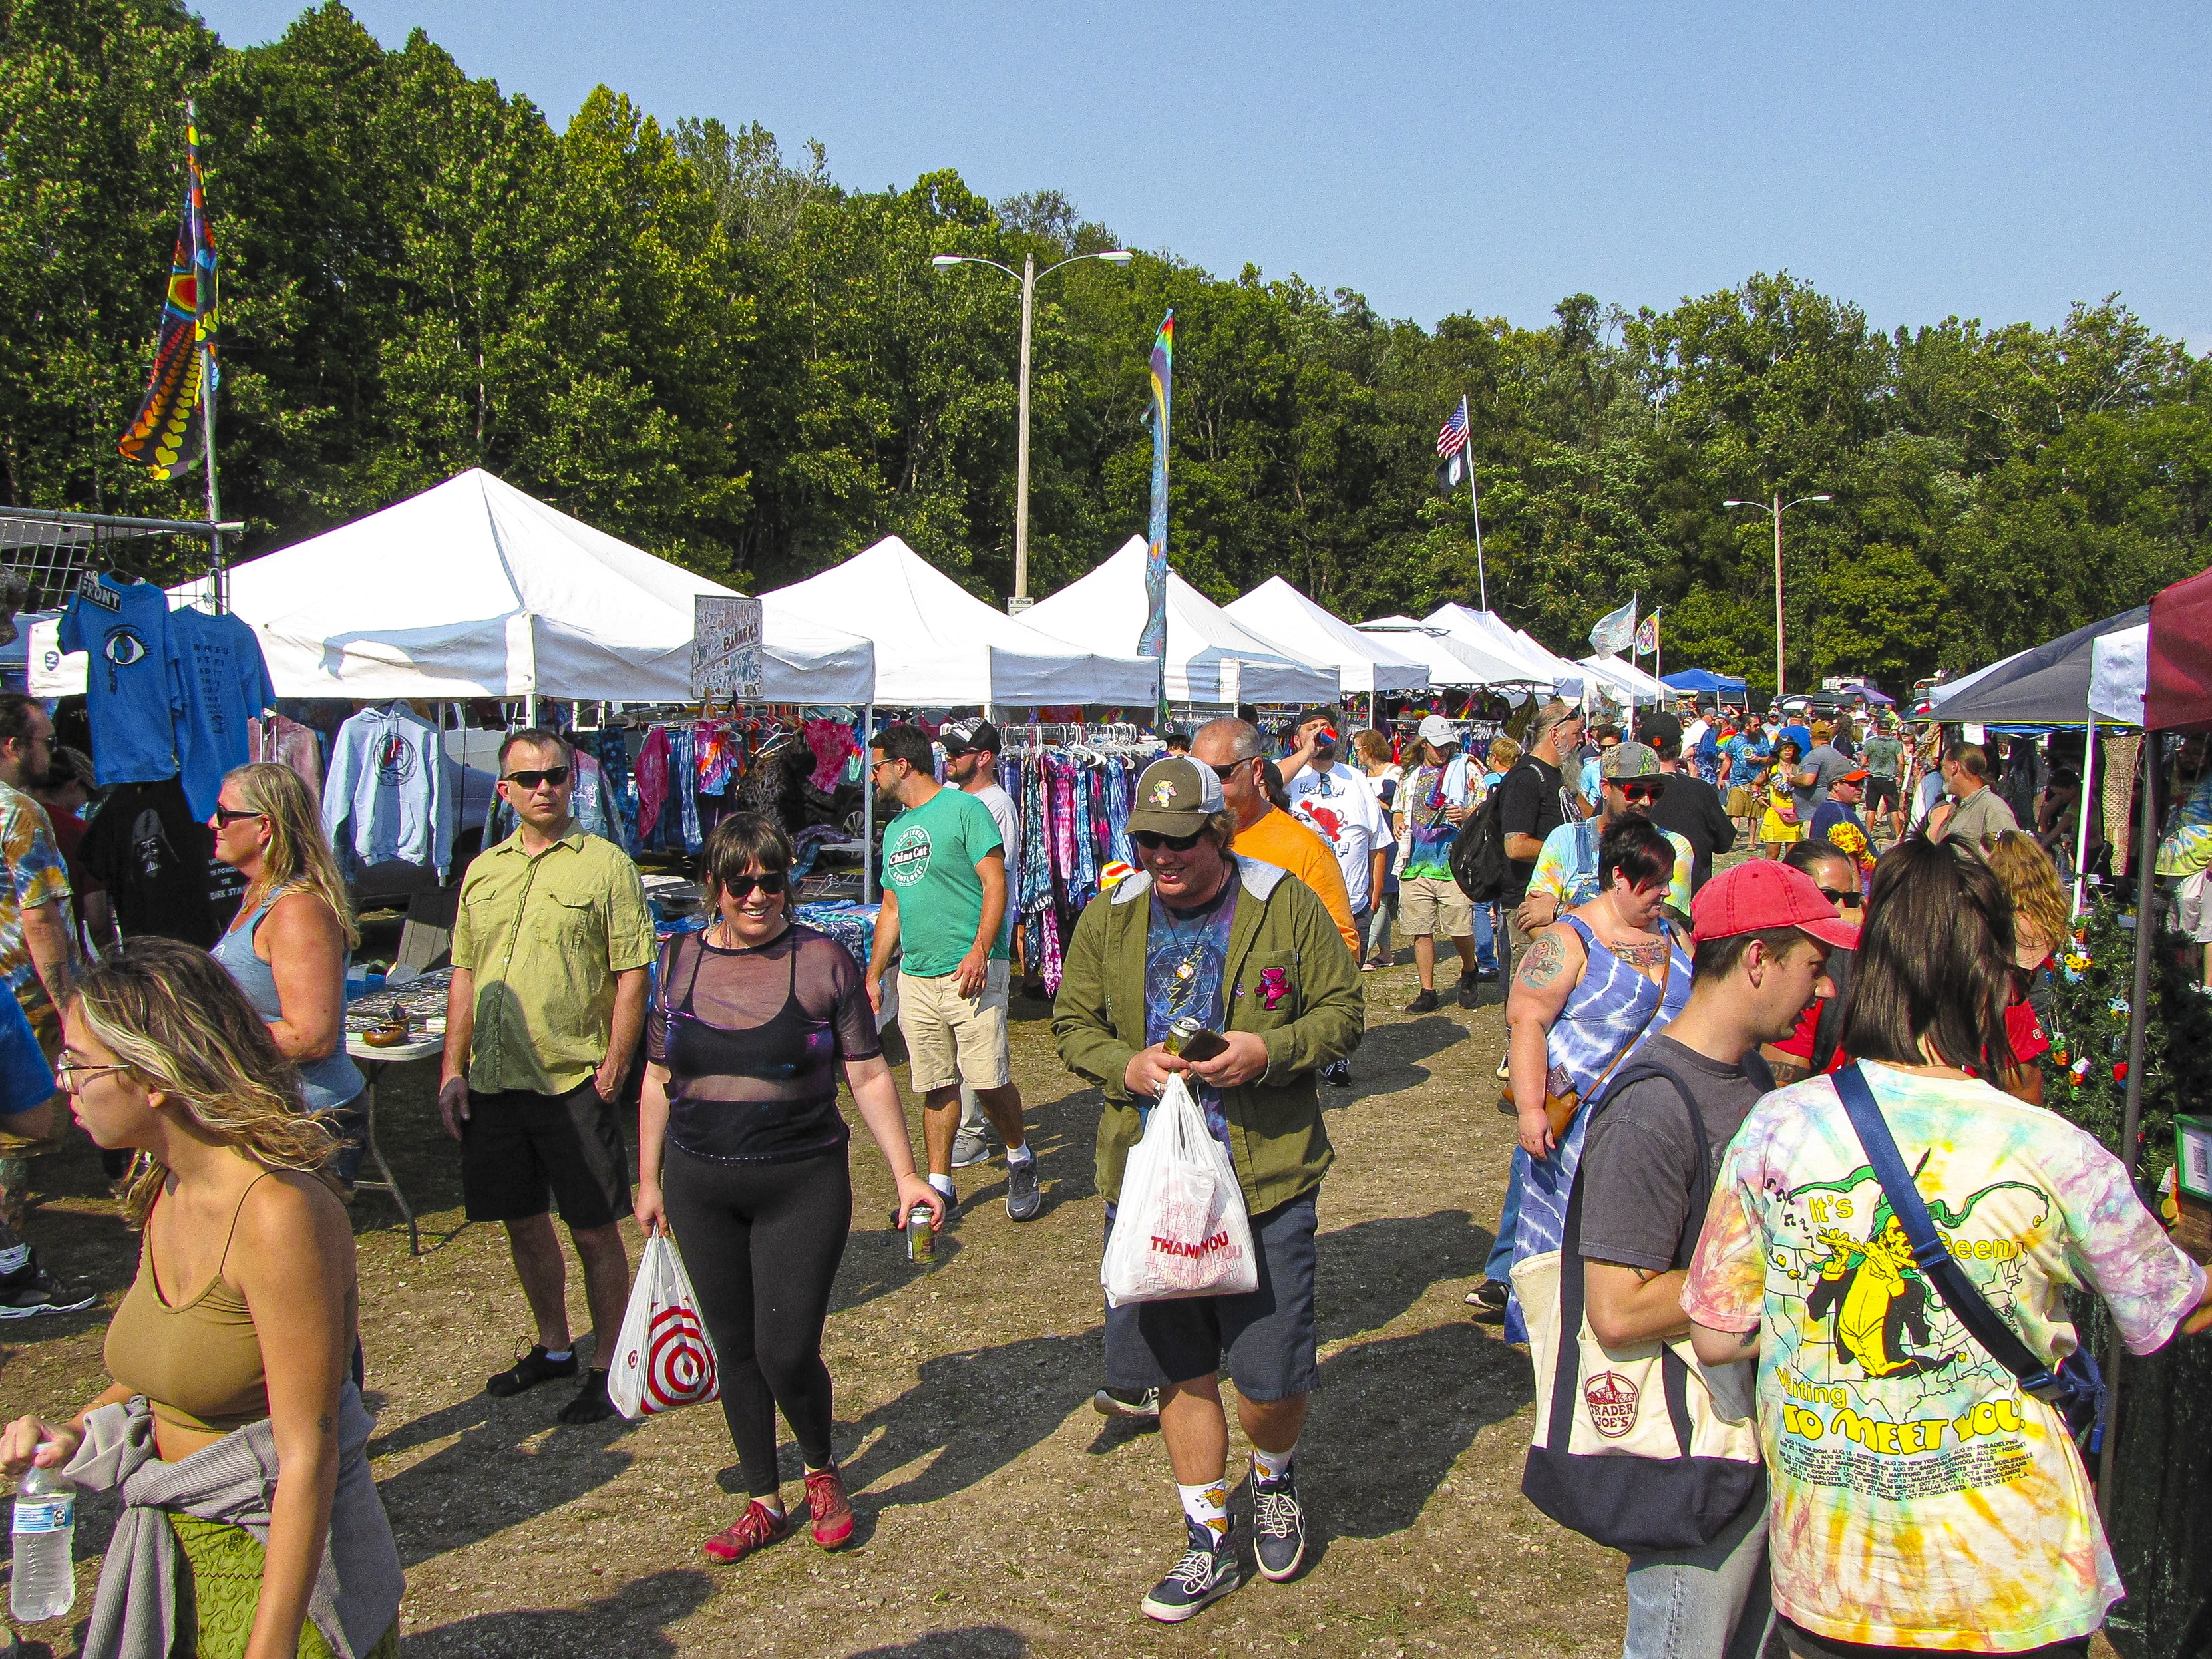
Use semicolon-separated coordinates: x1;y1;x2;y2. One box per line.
1126;754;1226;838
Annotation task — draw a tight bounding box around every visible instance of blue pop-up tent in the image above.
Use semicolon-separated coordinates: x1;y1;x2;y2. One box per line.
1661;668;1748;698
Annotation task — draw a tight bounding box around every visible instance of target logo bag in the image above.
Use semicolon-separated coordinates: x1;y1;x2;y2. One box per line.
610;1232;720;1421
1511;1061;1763;1552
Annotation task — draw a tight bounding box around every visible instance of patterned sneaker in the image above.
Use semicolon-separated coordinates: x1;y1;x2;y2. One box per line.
803;1464;855;1549
1251;1466;1308;1581
702;1500;792;1563
1140;1519;1239;1622
1005;1153;1041;1222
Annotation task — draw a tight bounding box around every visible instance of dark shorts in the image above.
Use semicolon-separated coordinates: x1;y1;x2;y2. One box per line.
462;1078;630;1230
1863;777;1899;813
1778;1618;2088;1659
1103;1191;1320;1401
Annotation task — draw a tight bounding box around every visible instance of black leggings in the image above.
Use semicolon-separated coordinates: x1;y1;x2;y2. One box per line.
661;1141;851;1497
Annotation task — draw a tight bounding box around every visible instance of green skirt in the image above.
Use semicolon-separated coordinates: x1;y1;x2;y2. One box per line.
166;1512;399;1659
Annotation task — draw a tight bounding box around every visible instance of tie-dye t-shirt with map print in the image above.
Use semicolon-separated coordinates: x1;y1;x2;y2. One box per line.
1682;1063;2205;1652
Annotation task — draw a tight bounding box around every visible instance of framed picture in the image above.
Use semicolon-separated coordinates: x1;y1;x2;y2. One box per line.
2176;1114;2212;1202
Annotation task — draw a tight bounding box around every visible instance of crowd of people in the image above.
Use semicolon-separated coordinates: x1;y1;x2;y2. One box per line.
0;681;2207;1656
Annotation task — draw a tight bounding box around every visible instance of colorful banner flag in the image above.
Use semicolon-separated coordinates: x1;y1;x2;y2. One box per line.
118;114;219;480
1634;612;1659;657
1139;310;1173;717
1589;598;1636;656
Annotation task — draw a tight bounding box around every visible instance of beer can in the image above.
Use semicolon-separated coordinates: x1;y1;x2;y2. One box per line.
1165;1015;1205;1057
906;1203;936;1264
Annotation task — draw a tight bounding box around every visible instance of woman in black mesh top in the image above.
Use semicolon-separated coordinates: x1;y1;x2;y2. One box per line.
636;814;944;1566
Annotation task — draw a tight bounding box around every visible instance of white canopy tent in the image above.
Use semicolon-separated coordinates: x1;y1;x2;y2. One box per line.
1579;653;1671;701
1224;578;1427;696
1421;603;1572;684
1354;617;1546;688
29;469;877;705
1023;537;1338;707
763;535;1158;708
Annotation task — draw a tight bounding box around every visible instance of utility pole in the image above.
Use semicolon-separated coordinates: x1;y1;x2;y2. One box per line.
1724;492;1831;700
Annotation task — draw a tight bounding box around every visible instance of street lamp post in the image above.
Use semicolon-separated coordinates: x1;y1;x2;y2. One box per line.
934;248;1133;608
1722;492;1831;698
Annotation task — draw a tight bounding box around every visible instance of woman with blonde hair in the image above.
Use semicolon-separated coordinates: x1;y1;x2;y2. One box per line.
1981;828;2071;1105
0;940;401;1657
209;761;366;1175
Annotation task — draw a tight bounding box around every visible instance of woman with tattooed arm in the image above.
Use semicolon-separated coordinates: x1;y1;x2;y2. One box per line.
1471;819;1693;1335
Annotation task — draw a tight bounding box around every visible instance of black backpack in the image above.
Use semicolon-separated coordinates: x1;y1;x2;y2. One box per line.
1449;763;1517;904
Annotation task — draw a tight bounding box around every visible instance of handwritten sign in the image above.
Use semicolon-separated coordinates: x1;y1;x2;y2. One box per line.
692;596;763;701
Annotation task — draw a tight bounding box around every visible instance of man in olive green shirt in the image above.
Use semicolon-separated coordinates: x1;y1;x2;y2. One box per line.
440;729;654;1424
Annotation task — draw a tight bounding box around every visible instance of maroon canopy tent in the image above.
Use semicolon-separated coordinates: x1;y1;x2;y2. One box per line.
2147;566;2212;731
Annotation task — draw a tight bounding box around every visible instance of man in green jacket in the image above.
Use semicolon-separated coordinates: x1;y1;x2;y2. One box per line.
1054;753;1362;1622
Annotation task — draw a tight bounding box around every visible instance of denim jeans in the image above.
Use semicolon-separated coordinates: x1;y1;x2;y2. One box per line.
1366;890;1397;962
1484;1155;1524;1281
1471;900;1499;974
1624;1479;1773;1659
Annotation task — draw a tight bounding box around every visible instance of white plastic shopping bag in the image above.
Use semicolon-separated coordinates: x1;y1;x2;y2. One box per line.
1101;1073;1259;1306
609;1232;721;1421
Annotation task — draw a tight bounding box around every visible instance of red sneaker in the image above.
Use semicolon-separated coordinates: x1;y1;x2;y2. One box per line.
804;1465;855;1549
701;1500;791;1563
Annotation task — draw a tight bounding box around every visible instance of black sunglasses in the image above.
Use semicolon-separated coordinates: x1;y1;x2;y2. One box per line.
1133;829;1204;852
212;806;264;825
1819;886;1863;910
721;872;788;898
502;767;572;790
1206;762;1249;781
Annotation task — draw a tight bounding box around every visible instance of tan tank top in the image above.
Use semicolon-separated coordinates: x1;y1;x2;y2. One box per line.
102;1175;270;1434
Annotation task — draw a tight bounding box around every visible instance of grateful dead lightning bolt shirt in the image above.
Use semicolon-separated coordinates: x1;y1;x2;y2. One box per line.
1684;1064;2205;1651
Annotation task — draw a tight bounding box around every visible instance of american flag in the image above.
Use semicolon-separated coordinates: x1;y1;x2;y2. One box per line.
1436;398;1469;459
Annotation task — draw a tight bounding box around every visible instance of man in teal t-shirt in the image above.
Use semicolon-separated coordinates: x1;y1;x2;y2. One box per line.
863;723;1039;1222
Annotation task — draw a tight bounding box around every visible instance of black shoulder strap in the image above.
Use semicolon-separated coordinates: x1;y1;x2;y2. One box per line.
1546;1057;1712;1458
1830;1063;2066;1399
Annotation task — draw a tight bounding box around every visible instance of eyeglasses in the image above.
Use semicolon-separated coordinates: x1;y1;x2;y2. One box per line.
1133;829;1204;852
721;872;788;899
502;767;571;790
1819;887;1864;910
56;1057;125;1087
212;806;264;825
1618;781;1667;803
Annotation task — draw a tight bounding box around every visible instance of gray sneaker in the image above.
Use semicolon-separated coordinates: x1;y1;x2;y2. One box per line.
1005;1153;1041;1221
950;1125;995;1169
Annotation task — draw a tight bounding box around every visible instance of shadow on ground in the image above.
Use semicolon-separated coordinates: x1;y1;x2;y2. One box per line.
848;1628;1027;1658
403;1567;711;1657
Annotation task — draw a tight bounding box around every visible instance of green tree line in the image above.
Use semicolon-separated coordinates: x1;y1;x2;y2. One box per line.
7;0;2209;693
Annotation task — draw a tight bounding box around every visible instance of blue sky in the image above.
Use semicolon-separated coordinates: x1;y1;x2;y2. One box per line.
192;1;2211;347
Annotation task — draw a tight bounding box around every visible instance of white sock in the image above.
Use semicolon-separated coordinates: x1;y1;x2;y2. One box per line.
1252;1441;1296;1484
1177;1479;1230;1544
1005;1142;1035;1166
543;1347;573;1363
753;1493;785;1517
928;1173;956;1200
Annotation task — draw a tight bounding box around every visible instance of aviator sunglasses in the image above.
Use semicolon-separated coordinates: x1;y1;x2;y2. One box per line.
1132;829;1205;852
502;766;572;790
721;872;789;898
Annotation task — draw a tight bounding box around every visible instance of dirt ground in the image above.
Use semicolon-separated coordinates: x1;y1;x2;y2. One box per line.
0;925;2125;1658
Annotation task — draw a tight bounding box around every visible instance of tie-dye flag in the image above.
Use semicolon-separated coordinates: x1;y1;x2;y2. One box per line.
1139;311;1173;718
118;114;219;480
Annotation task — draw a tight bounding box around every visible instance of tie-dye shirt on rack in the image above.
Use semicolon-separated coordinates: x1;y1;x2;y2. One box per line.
1682;1063;2205;1652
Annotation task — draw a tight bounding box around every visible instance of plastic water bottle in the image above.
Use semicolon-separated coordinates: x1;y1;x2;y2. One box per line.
10;1465;75;1622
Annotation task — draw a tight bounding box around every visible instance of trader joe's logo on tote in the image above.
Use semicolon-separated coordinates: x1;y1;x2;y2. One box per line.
1584;1371;1641;1438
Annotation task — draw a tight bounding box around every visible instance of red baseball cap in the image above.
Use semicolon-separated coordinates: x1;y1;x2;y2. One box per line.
1690;859;1859;951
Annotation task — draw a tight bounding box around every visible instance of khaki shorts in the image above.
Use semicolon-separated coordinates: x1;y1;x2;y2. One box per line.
1726;785;1756;819
1398;875;1473;940
898;960;1012;1093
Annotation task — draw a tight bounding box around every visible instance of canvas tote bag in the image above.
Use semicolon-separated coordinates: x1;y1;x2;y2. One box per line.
1513;1060;1764;1551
